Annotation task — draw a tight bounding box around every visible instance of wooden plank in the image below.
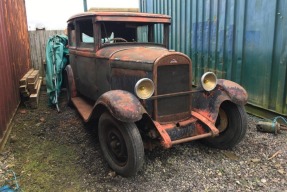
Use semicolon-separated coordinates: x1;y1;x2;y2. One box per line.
27;70;39;83
29;77;42;94
29;77;42;109
29;31;36;69
19;68;34;86
27;82;36;92
43;31;53;74
38;30;46;77
19;85;27;92
30;31;38;71
35;32;42;72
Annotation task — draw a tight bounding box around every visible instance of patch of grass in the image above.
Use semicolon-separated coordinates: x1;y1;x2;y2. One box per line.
13;139;83;192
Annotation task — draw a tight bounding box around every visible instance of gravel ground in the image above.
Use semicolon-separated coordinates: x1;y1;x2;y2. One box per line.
0;90;286;191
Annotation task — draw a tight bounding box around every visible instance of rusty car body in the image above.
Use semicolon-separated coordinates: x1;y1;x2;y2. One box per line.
66;12;248;177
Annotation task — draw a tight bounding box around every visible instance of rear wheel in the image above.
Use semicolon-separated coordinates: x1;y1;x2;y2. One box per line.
98;112;144;177
64;71;72;106
201;101;247;149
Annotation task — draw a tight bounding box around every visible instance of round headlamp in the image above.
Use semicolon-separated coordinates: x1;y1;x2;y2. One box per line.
201;72;218;91
134;78;155;99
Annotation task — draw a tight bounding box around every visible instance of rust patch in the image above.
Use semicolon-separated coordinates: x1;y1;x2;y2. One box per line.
192;80;248;126
65;65;77;98
151;113;218;148
69;49;96;58
68;12;171;23
153;53;192;123
153;121;172;148
218;79;248;105
191;111;219;136
96;90;142;122
192;109;216;124
194;123;207;135
110;47;169;63
111;68;147;77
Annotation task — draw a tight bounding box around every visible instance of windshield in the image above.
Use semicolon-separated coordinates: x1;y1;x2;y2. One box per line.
100;22;169;46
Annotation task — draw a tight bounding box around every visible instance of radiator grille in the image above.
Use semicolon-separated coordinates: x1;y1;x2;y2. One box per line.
157;64;190;117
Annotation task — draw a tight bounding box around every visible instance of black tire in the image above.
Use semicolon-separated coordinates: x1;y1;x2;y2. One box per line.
98;112;144;177
201;101;247;149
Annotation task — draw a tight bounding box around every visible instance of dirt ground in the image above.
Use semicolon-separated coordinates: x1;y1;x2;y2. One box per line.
1;90;286;191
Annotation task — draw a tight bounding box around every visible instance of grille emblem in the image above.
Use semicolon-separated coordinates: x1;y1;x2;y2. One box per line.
170;59;178;64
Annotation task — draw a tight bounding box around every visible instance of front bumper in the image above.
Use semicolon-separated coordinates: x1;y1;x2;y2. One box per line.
153;111;219;148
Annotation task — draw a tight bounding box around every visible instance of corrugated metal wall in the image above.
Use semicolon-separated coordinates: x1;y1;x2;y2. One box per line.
141;0;287;116
0;0;31;147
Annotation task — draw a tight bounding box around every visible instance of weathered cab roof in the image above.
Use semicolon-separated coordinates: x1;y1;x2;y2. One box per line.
68;12;171;23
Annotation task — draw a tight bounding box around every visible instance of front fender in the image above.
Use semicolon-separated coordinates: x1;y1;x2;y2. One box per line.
192;79;248;123
94;90;144;123
217;79;248;105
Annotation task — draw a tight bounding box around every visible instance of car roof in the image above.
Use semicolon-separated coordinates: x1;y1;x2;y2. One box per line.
68;12;171;23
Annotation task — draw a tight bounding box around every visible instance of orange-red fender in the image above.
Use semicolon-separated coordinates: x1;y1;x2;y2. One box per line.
92;90;144;123
192;79;248;123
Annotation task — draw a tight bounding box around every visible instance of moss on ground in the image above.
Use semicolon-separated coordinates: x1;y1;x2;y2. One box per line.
14;141;82;191
8;92;85;191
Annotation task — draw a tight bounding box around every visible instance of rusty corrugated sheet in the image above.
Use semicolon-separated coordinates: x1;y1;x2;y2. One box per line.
0;0;31;146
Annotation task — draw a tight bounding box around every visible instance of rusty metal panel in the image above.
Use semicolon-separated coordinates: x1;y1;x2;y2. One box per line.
0;0;31;145
141;0;287;117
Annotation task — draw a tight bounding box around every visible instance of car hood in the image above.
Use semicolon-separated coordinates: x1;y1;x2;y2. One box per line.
96;44;170;63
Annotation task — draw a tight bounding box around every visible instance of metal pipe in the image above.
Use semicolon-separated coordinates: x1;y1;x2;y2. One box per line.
83;0;87;12
171;132;213;145
150;89;201;100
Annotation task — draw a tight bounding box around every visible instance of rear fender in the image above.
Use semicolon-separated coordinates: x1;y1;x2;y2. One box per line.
92;90;144;123
64;65;77;98
192;79;248;123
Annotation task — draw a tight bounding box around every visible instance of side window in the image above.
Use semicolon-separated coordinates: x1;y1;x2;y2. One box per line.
68;23;76;47
78;19;94;48
137;25;148;42
154;24;163;44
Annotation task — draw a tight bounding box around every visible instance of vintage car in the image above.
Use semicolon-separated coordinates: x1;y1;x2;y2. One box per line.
65;12;248;177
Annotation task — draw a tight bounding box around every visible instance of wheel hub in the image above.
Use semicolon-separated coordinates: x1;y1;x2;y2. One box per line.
107;129;127;165
216;108;228;132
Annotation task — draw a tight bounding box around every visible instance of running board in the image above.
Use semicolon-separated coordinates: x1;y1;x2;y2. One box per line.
71;97;93;121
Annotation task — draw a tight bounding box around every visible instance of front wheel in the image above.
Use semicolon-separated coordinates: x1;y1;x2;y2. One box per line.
98;112;144;177
201;101;247;149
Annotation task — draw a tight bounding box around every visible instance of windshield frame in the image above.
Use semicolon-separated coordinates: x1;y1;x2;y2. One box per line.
96;21;170;49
